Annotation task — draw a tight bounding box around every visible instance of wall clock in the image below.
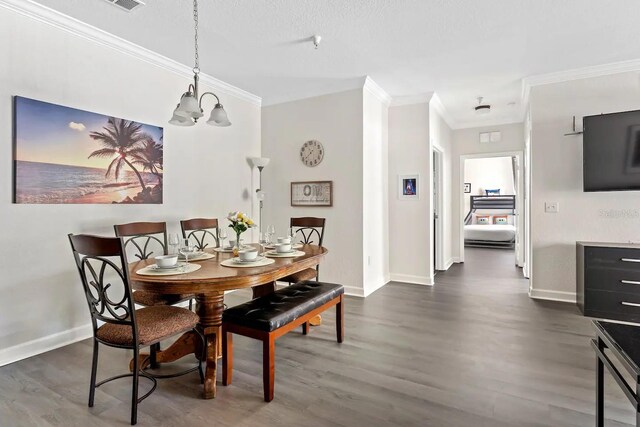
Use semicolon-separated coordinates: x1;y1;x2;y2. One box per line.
300;140;324;167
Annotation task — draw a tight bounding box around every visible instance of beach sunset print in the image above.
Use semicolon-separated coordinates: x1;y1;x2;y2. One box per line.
14;97;163;204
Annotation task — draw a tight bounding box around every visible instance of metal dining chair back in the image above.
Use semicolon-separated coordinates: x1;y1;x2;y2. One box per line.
114;221;168;261
180;218;220;250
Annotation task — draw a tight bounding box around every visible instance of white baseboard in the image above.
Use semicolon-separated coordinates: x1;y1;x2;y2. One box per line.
443;257;460;270
529;288;576;303
344;285;365;298
0;323;93;367
389;273;434;286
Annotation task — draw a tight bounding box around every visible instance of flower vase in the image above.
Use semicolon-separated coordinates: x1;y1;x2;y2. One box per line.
233;231;242;256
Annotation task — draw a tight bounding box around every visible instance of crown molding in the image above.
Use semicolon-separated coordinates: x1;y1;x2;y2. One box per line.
389;93;433;107
0;0;262;106
520;58;640;120
363;76;392;106
429;93;457;129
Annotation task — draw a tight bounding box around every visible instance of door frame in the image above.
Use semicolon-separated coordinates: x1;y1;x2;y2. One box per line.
458;150;525;266
432;146;445;271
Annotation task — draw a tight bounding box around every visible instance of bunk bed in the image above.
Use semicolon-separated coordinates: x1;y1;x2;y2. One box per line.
464;195;516;248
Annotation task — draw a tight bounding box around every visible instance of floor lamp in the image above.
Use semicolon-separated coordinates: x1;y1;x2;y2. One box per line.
249;157;270;234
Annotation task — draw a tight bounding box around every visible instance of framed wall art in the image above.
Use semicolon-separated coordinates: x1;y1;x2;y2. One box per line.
13;96;163;204
398;174;419;200
291;181;333;207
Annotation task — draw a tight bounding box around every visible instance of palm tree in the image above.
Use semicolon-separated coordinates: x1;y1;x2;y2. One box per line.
132;139;163;184
88;117;148;191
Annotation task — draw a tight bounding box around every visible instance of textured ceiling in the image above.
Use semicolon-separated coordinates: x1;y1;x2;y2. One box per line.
29;0;640;127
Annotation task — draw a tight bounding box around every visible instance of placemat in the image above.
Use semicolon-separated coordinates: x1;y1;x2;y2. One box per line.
220;257;275;268
264;250;306;258
136;263;202;276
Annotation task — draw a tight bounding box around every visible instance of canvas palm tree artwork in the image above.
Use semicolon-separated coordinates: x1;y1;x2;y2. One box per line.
13;96;163;204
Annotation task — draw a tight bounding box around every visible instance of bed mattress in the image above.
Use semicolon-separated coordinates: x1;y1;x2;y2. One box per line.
464;224;516;242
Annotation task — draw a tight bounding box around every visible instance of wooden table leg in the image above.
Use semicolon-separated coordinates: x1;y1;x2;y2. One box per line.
129;331;201;372
196;292;225;399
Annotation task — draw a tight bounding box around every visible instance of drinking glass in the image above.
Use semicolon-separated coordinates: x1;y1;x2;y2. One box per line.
259;232;269;256
168;233;180;255
289;227;296;245
180;239;195;269
219;229;228;249
267;225;275;244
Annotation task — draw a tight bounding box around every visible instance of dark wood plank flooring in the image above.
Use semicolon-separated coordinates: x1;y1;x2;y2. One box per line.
0;247;634;426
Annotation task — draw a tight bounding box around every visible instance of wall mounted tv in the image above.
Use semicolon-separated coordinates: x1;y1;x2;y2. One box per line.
583;109;640;192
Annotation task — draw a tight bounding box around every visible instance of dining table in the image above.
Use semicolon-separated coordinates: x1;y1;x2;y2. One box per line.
128;243;327;399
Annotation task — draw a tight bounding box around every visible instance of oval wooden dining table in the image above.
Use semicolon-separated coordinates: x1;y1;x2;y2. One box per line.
128;244;327;399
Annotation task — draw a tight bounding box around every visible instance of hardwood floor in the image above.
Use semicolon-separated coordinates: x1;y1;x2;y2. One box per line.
0;247;635;426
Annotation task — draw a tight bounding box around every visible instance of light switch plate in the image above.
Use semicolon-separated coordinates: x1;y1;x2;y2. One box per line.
545;202;559;213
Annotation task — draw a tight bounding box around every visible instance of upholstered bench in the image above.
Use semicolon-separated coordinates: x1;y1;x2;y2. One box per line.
222;280;344;401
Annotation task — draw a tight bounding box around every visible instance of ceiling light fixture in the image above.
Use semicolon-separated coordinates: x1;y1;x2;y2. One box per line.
313;35;322;49
169;0;231;127
475;97;491;115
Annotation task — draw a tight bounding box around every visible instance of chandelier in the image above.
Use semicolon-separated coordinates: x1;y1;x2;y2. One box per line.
169;0;231;127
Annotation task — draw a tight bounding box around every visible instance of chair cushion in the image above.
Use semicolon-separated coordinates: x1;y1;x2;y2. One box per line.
280;268;318;283
223;281;344;332
96;306;199;346
133;290;193;307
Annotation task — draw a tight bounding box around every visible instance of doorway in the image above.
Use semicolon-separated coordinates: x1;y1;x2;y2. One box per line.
432;147;444;272
459;151;525;270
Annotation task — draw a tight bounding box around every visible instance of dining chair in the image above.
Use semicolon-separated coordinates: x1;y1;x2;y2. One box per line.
114;221;194;307
180;217;220;250
68;234;203;425
280;217;326;284
114;221;196;369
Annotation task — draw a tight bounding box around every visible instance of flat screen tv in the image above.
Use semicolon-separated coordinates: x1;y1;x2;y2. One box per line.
583;110;640;192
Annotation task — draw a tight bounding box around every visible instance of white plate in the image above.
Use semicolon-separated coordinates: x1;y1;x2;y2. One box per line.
151;264;181;270
266;250;295;255
178;251;204;259
233;256;265;264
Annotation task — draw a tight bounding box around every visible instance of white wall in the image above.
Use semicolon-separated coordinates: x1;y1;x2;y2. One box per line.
529;71;640;302
388;102;431;284
451;123;525;260
0;7;261;365
429;101;454;269
463;157;515;213
261;89;365;296
363;88;390;295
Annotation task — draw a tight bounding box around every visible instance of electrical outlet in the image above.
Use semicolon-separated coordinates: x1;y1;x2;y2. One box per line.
545;202;559;213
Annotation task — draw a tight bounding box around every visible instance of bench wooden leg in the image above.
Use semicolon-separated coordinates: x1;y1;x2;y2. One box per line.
302;321;310;335
222;329;233;386
337;294;344;343
263;335;275;402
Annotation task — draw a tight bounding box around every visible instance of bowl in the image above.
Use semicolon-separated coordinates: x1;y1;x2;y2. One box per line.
238;249;259;261
155;254;178;268
277;237;291;244
275;243;292;253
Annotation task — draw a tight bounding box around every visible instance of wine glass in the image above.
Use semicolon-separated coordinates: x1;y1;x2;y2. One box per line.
180;239;195;269
259;232;269;256
218;229;228;249
289;227;296;246
267;225;275;244
168;233;180;255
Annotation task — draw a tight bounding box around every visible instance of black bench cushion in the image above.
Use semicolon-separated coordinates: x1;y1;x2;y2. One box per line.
223;281;344;332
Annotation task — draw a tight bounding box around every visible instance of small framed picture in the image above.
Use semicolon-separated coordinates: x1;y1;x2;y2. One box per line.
464;183;471;193
398;174;419;200
291;181;333;207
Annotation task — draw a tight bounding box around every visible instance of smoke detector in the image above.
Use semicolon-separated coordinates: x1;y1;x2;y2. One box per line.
475;97;491;115
103;0;145;12
313;35;322;49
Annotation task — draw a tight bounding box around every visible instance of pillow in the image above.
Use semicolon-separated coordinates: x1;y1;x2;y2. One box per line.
476;215;491;225
485;189;501;196
493;215;509;225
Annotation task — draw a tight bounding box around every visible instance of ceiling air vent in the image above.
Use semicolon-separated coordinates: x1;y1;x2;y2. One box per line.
103;0;145;12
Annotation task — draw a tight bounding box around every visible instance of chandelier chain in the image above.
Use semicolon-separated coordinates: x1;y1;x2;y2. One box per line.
193;0;199;74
